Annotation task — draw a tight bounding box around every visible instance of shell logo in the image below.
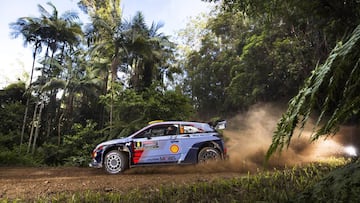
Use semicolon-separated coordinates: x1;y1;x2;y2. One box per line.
170;144;180;153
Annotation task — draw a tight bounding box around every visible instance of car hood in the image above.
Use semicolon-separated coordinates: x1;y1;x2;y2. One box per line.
96;137;132;148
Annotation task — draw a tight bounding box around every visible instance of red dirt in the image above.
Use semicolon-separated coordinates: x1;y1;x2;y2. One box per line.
0;166;244;200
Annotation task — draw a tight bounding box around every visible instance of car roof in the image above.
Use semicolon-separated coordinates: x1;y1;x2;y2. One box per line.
147;121;208;126
127;121;215;138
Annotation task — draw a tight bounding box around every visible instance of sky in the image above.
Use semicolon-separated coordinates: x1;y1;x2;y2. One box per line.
0;0;215;88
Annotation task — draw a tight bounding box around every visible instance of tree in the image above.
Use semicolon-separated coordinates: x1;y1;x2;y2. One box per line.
10;14;43;147
35;2;83;142
121;11;176;91
193;0;360;115
267;24;360;158
81;0;123;130
0;82;27;150
11;2;83;152
100;83;194;139
184;34;234;117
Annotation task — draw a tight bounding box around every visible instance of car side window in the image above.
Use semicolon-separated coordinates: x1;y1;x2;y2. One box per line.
151;127;166;137
165;125;178;135
180;125;203;134
134;124;178;138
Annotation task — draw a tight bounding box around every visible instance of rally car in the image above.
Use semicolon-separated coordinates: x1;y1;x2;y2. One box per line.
89;120;227;174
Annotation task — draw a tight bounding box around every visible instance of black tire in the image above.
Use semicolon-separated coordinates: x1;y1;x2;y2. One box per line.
104;150;128;174
198;147;221;163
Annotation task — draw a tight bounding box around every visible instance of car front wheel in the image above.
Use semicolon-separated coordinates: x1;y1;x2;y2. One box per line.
104;150;128;174
198;147;221;163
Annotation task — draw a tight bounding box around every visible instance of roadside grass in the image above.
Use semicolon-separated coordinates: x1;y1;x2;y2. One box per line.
1;158;358;203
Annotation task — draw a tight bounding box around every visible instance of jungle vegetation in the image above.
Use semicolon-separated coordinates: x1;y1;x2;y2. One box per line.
1;0;359;170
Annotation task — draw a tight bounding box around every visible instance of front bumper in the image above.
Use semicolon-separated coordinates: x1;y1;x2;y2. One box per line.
89;159;102;168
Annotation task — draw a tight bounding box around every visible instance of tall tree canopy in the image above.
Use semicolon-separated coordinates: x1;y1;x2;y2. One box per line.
189;0;360;116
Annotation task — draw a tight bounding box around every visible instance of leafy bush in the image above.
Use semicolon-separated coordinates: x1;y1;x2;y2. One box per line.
37;120;102;166
297;159;360;202
0;146;42;166
62;121;103;166
100;84;194;139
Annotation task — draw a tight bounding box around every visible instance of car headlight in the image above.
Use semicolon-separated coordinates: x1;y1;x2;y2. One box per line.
92;145;104;158
344;146;357;157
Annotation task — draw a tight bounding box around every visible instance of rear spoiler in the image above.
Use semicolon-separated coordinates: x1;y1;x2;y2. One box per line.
209;120;227;130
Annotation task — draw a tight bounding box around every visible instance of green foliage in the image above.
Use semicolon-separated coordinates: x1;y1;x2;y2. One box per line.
267;25;360;158
0;103;24;148
190;0;360;115
3;0;359;169
225;31;268;109
63;121;102;166
0;82;29;152
0;146;42;166
142;86;194;121
38;143;67;166
297;160;360;202
39;120;102;166
183;32;235;116
3;1;188;167
101;84;194;139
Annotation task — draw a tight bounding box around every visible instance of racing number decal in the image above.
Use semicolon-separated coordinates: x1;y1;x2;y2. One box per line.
135;141;142;148
170;144;180;153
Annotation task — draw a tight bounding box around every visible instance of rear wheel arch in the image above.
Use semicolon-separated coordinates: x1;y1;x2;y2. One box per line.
197;147;221;163
198;141;222;153
197;141;222;163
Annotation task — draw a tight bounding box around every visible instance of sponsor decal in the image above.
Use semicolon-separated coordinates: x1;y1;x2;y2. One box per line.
160;156;177;161
170;144;180;153
134;141;159;149
143;141;159;149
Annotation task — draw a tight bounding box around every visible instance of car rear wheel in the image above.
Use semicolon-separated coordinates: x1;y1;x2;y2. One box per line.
198;147;221;163
104;150;128;174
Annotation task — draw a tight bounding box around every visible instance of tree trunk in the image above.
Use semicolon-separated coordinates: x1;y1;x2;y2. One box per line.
32;101;44;154
58;113;64;146
20;46;38;148
27;103;39;153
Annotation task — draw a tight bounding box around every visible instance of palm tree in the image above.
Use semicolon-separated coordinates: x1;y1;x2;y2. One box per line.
34;2;83;144
10;16;43;148
12;2;83;151
83;0;123;131
121;11;176;91
82;2;176;131
41;50;102;145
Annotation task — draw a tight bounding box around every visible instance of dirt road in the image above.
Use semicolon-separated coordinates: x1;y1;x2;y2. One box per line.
0;165;244;200
0;128;259;200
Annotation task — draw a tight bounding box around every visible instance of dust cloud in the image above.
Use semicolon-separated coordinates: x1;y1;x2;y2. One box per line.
224;103;359;172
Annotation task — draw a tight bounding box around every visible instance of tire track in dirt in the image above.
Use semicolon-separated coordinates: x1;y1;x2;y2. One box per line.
0;166;243;200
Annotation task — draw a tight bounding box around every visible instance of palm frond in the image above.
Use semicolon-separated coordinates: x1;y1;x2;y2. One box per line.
266;24;360;159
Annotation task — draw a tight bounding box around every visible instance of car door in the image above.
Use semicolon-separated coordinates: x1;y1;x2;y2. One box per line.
131;124;182;165
158;124;206;164
174;123;217;163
